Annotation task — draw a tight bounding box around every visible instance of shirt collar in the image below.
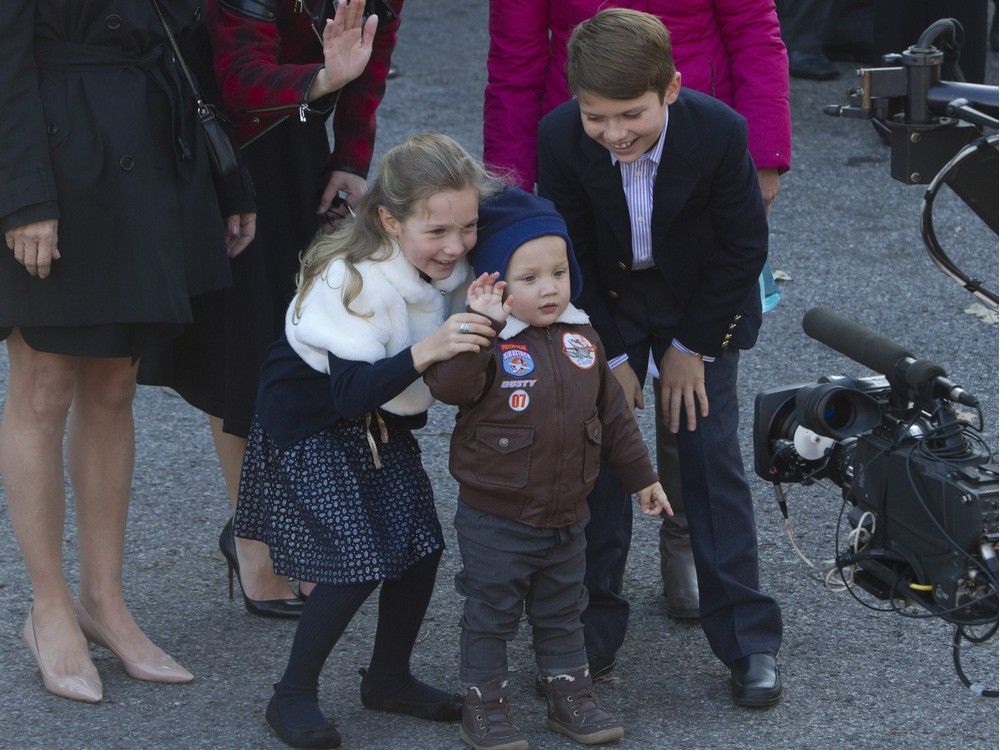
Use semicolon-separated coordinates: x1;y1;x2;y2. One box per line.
610;106;669;168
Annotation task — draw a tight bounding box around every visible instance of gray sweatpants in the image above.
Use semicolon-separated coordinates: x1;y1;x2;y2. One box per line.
454;502;589;686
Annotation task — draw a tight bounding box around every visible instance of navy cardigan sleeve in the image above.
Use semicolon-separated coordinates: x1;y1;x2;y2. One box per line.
256;337;424;449
326;348;420;420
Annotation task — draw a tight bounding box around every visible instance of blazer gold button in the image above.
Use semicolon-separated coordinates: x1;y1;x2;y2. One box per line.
608;291;619;299
106;14;121;30
498;437;509;448
617;261;627;270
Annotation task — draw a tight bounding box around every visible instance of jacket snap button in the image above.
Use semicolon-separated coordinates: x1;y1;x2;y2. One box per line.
46;124;58;135
250;116;261;125
119;155;135;171
608;290;619;299
616;261;627;270
498;437;510;448
106;14;121;30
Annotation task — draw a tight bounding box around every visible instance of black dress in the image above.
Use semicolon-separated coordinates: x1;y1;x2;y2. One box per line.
0;1;238;358
138;117;329;434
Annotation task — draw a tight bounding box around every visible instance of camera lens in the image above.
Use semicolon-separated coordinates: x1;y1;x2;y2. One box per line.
796;384;880;440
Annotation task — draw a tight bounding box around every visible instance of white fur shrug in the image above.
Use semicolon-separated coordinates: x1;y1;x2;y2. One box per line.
285;243;471;416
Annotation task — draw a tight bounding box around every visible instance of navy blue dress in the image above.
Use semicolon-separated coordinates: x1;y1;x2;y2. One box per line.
234;337;444;585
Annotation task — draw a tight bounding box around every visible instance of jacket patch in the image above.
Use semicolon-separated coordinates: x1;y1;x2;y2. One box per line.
501;379;537;389
500;342;535;376
508;389;530;412
562;333;596;370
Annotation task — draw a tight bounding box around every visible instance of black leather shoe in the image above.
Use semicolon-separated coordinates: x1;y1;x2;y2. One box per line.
220;519;304;619
358;669;462;721
730;653;782;707
266;694;341;749
789;53;839;81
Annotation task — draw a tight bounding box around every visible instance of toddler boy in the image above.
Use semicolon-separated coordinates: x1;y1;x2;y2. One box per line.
425;187;670;748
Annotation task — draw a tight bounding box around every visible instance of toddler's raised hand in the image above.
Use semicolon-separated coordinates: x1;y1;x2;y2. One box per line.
467;272;513;324
636;481;673;518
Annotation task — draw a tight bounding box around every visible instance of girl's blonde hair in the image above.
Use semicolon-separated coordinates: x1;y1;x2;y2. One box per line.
293;133;504;321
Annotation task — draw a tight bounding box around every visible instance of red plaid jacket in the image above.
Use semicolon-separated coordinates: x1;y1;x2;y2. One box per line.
207;0;402;177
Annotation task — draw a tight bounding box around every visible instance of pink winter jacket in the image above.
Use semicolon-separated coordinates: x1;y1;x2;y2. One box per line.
483;0;791;190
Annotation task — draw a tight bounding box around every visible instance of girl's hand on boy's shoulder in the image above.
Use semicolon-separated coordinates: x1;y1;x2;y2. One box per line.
467;271;513;324
636;481;672;518
411;310;497;372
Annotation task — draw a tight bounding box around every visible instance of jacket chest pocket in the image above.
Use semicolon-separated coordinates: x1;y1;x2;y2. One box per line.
474;424;534;489
583;414;602;484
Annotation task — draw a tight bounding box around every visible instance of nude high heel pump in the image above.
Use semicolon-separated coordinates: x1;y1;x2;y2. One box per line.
22;608;103;703
74;600;193;684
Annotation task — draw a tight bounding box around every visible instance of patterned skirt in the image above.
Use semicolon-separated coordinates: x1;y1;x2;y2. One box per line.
235;415;444;585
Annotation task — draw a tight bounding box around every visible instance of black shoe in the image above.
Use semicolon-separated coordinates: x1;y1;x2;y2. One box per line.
789;53;839;81
730;653;782;707
358;668;462;721
219;519;304;619
266;694;341;749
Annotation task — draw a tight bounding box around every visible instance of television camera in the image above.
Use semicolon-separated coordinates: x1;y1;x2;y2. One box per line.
753;308;998;696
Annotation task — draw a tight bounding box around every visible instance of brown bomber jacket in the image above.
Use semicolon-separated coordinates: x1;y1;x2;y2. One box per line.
424;305;657;528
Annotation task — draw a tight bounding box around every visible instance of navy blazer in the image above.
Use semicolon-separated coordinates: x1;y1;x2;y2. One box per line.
537;89;767;359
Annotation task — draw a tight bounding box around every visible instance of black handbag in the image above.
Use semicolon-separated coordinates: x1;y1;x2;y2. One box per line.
151;0;239;178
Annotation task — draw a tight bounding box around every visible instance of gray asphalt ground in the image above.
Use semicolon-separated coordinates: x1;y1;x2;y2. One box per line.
1;2;998;748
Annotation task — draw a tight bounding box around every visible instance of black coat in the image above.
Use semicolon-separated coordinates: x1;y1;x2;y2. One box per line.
537;89;768;359
0;1;248;330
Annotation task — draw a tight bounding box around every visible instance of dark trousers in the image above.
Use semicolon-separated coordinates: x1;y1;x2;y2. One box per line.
455;503;590;686
583;270;783;666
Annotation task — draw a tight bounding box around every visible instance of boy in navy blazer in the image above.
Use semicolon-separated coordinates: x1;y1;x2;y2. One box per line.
537;8;784;707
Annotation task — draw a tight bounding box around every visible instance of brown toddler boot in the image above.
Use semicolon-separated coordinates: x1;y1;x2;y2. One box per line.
541;668;623;745
460;678;529;750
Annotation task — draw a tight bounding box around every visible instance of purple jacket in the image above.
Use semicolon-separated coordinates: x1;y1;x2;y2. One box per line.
483;0;791;190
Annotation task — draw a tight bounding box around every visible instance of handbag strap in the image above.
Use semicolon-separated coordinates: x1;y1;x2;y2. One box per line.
150;0;210;114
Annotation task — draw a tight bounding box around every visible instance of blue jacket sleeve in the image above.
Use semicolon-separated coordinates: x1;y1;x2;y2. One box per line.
327;348;420;420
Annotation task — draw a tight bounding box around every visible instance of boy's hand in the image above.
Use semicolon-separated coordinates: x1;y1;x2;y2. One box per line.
611;360;644;410
637;481;672;517
660;347;709;433
467;271;513;324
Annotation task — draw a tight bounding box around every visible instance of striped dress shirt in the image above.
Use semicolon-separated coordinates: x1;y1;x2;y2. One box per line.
608;112;712;366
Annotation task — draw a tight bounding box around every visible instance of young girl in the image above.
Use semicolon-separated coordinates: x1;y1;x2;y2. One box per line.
233;134;503;749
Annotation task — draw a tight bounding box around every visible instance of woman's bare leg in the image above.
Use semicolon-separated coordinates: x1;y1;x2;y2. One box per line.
0;331;95;681
209;416;295;601
71;355;185;671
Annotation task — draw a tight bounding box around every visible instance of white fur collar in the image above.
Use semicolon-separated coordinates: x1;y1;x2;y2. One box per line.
286;243;471;416
499;303;590;339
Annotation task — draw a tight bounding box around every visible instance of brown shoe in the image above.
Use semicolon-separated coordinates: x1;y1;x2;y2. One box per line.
658;513;700;620
460;679;529;750
541;668;623;745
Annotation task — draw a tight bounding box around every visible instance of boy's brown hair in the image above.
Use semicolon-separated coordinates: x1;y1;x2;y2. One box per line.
566;8;676;101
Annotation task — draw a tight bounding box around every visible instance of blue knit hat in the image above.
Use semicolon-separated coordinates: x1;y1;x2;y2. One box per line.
473;187;583;301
